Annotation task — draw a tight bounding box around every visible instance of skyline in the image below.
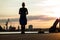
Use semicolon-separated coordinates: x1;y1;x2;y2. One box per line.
0;0;60;28
0;15;58;29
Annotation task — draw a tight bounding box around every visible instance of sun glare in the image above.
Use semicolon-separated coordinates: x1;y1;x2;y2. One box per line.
51;6;60;18
54;13;60;18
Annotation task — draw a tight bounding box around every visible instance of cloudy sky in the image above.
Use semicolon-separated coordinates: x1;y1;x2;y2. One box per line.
0;0;60;28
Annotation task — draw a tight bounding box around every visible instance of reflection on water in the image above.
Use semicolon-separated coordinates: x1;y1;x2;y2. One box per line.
44;31;49;33
0;31;49;34
0;31;38;34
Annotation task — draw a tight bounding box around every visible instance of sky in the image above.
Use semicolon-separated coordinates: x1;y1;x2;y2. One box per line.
0;0;60;29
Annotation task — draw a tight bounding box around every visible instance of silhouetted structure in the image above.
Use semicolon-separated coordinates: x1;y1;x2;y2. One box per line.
18;26;20;31
59;18;60;28
58;18;60;32
38;29;44;33
49;19;59;33
0;25;3;31
5;19;9;30
3;26;5;30
28;25;33;31
19;2;28;34
9;25;16;31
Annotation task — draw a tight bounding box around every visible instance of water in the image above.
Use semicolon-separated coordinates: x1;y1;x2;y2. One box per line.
0;31;38;34
0;31;50;34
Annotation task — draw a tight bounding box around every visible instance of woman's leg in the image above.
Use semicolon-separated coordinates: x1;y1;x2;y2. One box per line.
21;25;25;34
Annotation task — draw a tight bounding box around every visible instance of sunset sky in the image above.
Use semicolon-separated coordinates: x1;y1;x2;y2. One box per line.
0;0;60;29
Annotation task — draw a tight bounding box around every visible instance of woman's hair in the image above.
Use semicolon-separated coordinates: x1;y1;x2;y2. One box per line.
22;2;25;6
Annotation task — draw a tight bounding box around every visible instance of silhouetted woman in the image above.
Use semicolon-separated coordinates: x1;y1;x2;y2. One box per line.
19;2;28;34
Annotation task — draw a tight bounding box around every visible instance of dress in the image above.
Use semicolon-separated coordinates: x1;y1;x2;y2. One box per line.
19;8;28;25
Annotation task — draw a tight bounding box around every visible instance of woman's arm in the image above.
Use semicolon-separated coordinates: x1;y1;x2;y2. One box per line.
19;8;21;14
26;8;28;15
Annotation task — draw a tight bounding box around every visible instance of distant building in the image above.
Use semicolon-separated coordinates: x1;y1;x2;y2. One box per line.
28;25;33;31
59;22;60;28
6;19;10;30
0;25;3;31
18;26;20;30
3;26;5;30
9;26;16;31
49;19;59;33
38;29;44;33
59;18;60;28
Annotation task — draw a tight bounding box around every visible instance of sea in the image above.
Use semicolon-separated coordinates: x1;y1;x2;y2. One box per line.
0;31;49;34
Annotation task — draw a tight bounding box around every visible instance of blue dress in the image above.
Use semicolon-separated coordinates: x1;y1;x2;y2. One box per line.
19;8;28;25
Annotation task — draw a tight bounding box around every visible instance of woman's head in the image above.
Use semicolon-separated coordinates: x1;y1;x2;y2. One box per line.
22;2;25;7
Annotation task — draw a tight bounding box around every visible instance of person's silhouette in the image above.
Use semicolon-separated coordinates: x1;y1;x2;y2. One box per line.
19;2;28;34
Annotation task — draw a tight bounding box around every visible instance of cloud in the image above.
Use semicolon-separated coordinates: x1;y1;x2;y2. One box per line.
0;15;56;23
28;15;55;21
0;18;19;23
